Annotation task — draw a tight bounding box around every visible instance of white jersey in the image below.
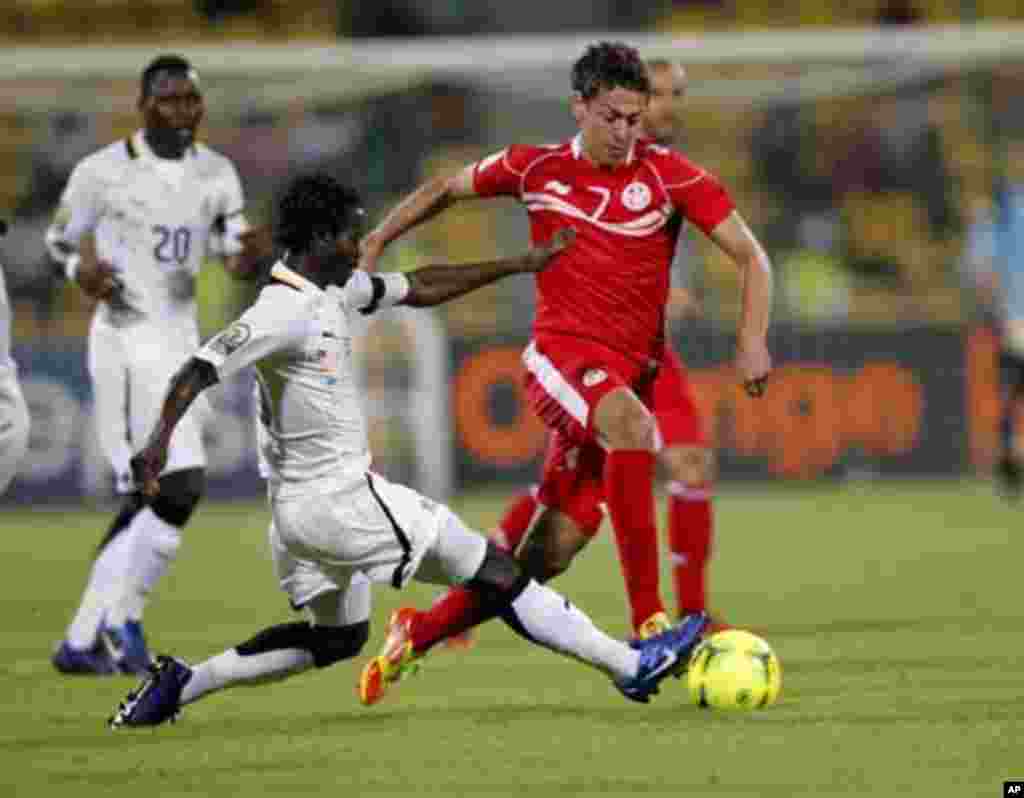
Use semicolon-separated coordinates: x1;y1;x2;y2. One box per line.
47;129;247;326
0;264;15;381
195;262;402;499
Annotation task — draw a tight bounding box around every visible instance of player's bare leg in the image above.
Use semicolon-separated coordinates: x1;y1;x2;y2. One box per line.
592;386;668;635
514;508;591;583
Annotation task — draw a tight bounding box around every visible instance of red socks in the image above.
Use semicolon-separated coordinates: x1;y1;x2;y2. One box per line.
410;588;485;653
604;449;664;631
415;450;670;646
667;482;713;616
409;493;540;653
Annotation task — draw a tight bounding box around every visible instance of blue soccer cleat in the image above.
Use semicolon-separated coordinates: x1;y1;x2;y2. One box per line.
52;640;117;676
108;655;192;729
615;611;709;704
101;620;152;675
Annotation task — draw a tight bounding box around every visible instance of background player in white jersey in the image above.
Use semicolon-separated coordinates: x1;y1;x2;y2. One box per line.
109;174;707;727
0;221;30;495
46;55;254;676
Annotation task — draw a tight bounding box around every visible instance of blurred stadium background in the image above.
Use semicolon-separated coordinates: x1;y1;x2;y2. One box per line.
3;4;1024;796
3;1;1024;504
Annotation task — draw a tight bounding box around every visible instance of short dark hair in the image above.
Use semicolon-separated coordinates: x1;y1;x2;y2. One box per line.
275;174;364;254
571;41;650;101
141;54;195;98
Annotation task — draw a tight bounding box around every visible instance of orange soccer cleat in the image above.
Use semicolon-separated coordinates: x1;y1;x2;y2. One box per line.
636;611;673;641
358;607;423;706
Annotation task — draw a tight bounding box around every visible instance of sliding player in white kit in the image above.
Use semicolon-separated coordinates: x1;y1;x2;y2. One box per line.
0;222;30;495
109;174;707;727
46;55;253;675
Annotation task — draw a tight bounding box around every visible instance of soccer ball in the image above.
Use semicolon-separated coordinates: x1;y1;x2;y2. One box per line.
686;629;781;711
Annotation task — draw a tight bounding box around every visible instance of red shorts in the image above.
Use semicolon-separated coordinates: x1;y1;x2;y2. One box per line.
524;339;705;536
523;336;660;447
652;348;707;448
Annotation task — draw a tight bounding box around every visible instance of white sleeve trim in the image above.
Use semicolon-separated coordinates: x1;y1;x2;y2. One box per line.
379;272;410;307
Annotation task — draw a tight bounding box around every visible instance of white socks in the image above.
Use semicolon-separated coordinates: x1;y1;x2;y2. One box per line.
181;648;315;705
65;529;136;649
507;581;640;681
65;507;182;645
107;508;181;626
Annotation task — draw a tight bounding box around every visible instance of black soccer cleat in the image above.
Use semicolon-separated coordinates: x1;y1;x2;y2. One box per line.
109;655;192;729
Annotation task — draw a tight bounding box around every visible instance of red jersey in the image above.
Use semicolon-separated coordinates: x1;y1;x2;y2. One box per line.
473;135;734;363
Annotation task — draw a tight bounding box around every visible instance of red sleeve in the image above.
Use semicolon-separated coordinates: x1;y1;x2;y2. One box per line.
660;153;735;235
472;144;537;199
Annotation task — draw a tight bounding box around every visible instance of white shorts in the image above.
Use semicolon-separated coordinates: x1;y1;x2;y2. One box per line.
0;375;29;494
269;471;487;623
88;313;207;492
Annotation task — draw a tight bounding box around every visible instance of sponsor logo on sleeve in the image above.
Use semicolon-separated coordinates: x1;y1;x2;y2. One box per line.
209;322;251;356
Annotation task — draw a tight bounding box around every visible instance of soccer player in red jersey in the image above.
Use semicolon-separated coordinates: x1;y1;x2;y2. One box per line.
476;59;725;632
358;43;772;689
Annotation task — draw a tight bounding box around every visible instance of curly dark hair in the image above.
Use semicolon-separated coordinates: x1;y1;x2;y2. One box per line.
140;54;194;98
571;41;650;101
275;174;364;254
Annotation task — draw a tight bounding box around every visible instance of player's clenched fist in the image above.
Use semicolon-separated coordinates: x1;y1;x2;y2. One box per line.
736;336;771;398
523;227;576;272
76;254;122;303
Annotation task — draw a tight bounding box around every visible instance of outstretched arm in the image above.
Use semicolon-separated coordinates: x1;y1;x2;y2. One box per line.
130;358;219;497
402;228;575;308
707;211;773;397
359;166;477;272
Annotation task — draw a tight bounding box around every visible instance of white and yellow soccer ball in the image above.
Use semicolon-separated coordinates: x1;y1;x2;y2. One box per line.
687;629;782;711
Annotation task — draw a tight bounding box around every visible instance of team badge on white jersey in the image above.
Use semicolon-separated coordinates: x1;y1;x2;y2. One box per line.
622;182;652;212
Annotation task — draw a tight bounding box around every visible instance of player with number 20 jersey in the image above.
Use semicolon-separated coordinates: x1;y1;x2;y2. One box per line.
48;55;250;677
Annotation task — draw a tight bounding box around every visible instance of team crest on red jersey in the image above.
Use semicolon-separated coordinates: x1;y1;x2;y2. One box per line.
621;182;652;212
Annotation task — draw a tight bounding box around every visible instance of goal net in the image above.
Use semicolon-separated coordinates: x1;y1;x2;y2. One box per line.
2;24;1023;501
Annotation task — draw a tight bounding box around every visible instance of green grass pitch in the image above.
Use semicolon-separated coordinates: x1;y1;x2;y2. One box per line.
2;481;1022;797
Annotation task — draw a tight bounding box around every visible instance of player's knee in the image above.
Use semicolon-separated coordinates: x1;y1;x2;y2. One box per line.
600;399;656;450
150;467;206;526
309;621;370;668
665;446;715;487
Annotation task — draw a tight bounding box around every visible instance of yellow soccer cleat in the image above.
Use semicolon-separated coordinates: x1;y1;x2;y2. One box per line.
636;611;673;640
358;607;422;706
